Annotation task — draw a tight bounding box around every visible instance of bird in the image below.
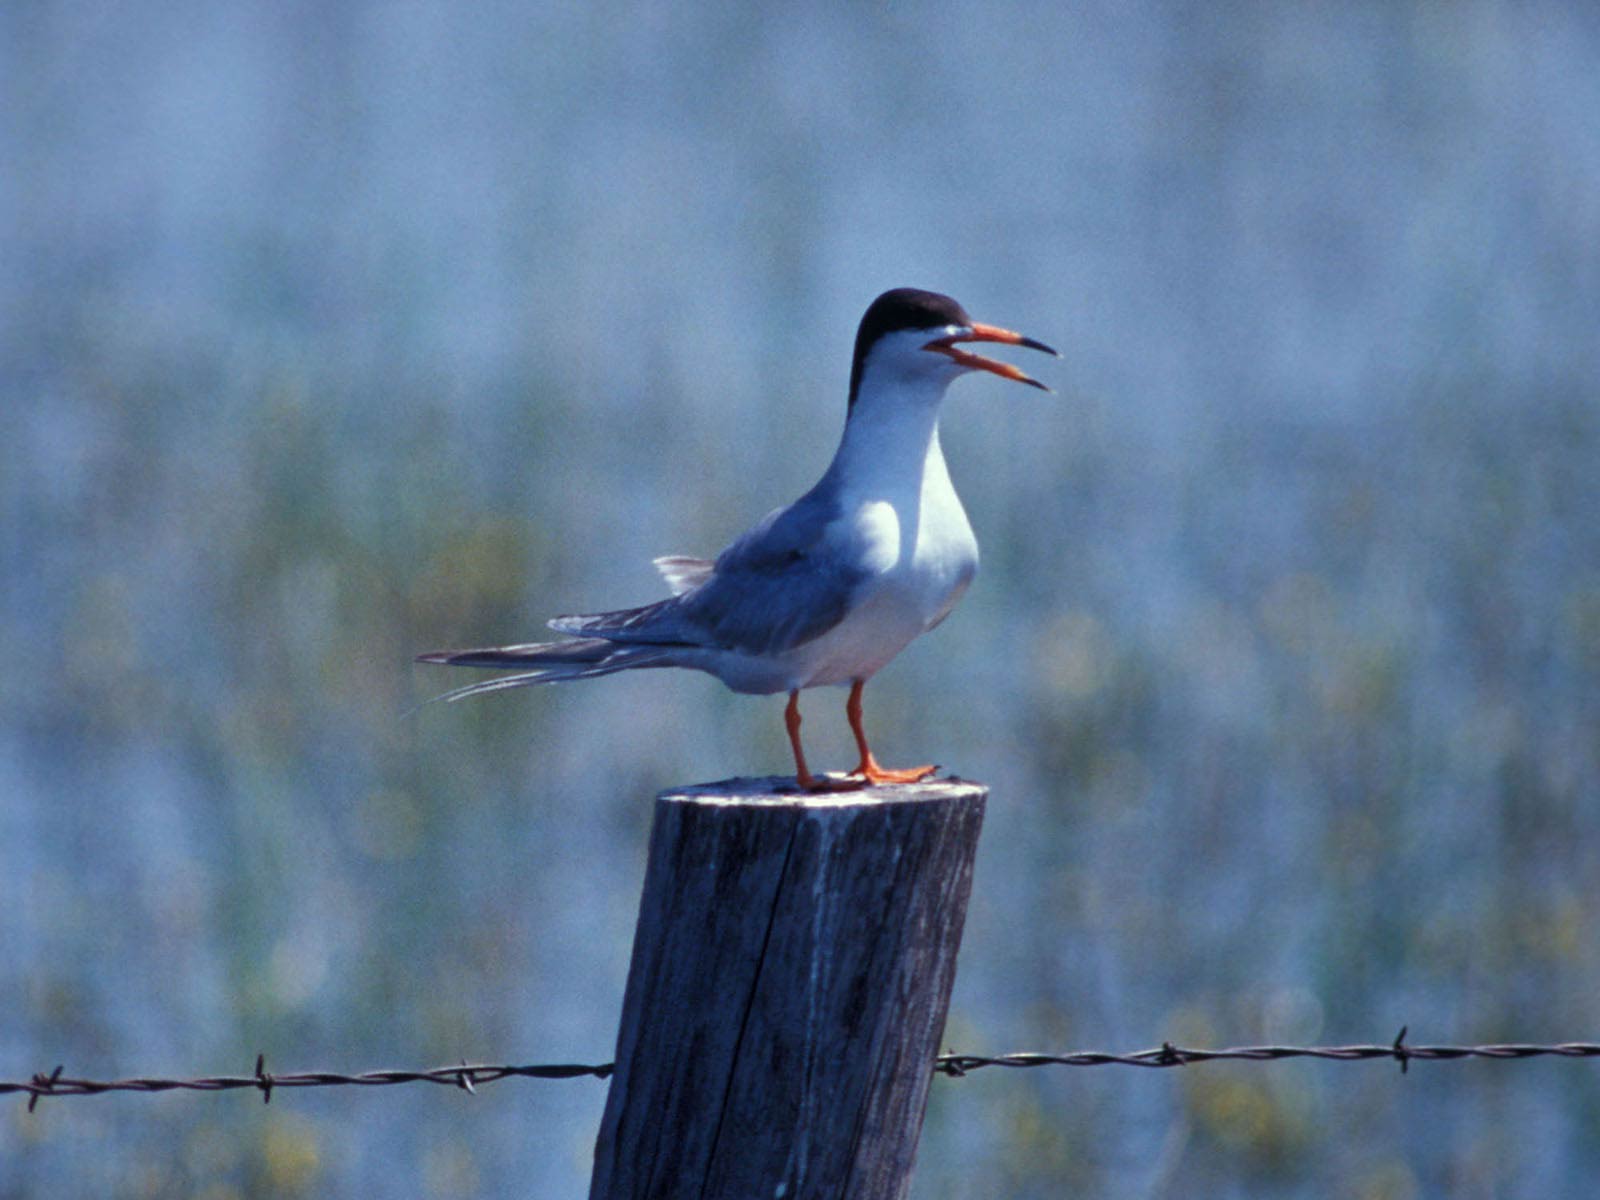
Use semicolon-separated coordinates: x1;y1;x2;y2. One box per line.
418;287;1057;790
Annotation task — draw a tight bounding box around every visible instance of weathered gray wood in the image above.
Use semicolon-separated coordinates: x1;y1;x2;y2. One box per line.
590;775;987;1200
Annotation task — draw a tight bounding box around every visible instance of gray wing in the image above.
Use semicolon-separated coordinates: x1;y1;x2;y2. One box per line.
680;493;869;654
549;491;868;657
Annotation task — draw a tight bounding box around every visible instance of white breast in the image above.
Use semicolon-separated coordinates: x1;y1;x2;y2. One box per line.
790;434;978;689
703;364;983;694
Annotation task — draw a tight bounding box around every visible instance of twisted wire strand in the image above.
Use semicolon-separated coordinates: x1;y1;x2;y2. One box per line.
8;1032;1599;1109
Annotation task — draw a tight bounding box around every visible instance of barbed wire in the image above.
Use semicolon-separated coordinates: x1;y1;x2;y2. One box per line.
3;1055;613;1112
7;1031;1599;1110
932;1030;1600;1076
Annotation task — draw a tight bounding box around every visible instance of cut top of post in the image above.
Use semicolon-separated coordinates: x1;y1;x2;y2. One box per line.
659;774;987;809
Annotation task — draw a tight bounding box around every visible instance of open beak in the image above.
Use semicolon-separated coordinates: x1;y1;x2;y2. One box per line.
923;322;1060;391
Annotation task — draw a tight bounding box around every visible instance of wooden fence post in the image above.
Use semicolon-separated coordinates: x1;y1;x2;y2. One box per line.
589;775;987;1200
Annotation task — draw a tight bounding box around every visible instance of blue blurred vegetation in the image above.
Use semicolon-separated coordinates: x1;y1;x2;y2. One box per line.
3;2;1598;1197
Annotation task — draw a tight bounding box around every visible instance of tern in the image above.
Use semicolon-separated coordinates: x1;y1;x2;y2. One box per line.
419;287;1057;789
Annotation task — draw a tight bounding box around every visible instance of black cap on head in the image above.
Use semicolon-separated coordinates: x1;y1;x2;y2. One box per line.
849;288;972;409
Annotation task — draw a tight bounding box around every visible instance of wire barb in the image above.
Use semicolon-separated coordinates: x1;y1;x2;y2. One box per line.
27;1066;63;1114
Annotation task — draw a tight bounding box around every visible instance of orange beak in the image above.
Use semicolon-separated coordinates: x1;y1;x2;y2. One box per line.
923;322;1060;391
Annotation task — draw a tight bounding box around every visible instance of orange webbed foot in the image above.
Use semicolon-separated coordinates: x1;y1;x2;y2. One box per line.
851;760;939;785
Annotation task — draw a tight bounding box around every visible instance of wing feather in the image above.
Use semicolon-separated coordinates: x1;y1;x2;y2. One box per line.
653;556;715;596
677;494;866;655
547;492;868;657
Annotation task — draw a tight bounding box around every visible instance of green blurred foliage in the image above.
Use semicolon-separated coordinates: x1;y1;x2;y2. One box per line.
4;1;1599;1197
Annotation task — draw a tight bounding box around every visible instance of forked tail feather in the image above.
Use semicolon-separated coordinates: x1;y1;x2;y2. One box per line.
415;638;676;705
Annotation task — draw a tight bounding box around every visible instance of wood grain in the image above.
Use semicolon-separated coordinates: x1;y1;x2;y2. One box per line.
590;775;987;1200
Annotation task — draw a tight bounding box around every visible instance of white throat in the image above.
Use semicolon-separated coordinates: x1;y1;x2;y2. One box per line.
824;373;954;505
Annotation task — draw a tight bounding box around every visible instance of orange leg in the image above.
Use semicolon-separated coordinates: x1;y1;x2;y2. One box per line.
786;691;863;792
846;680;937;784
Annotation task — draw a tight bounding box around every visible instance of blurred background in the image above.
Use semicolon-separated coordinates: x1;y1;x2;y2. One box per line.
4;1;1599;1196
